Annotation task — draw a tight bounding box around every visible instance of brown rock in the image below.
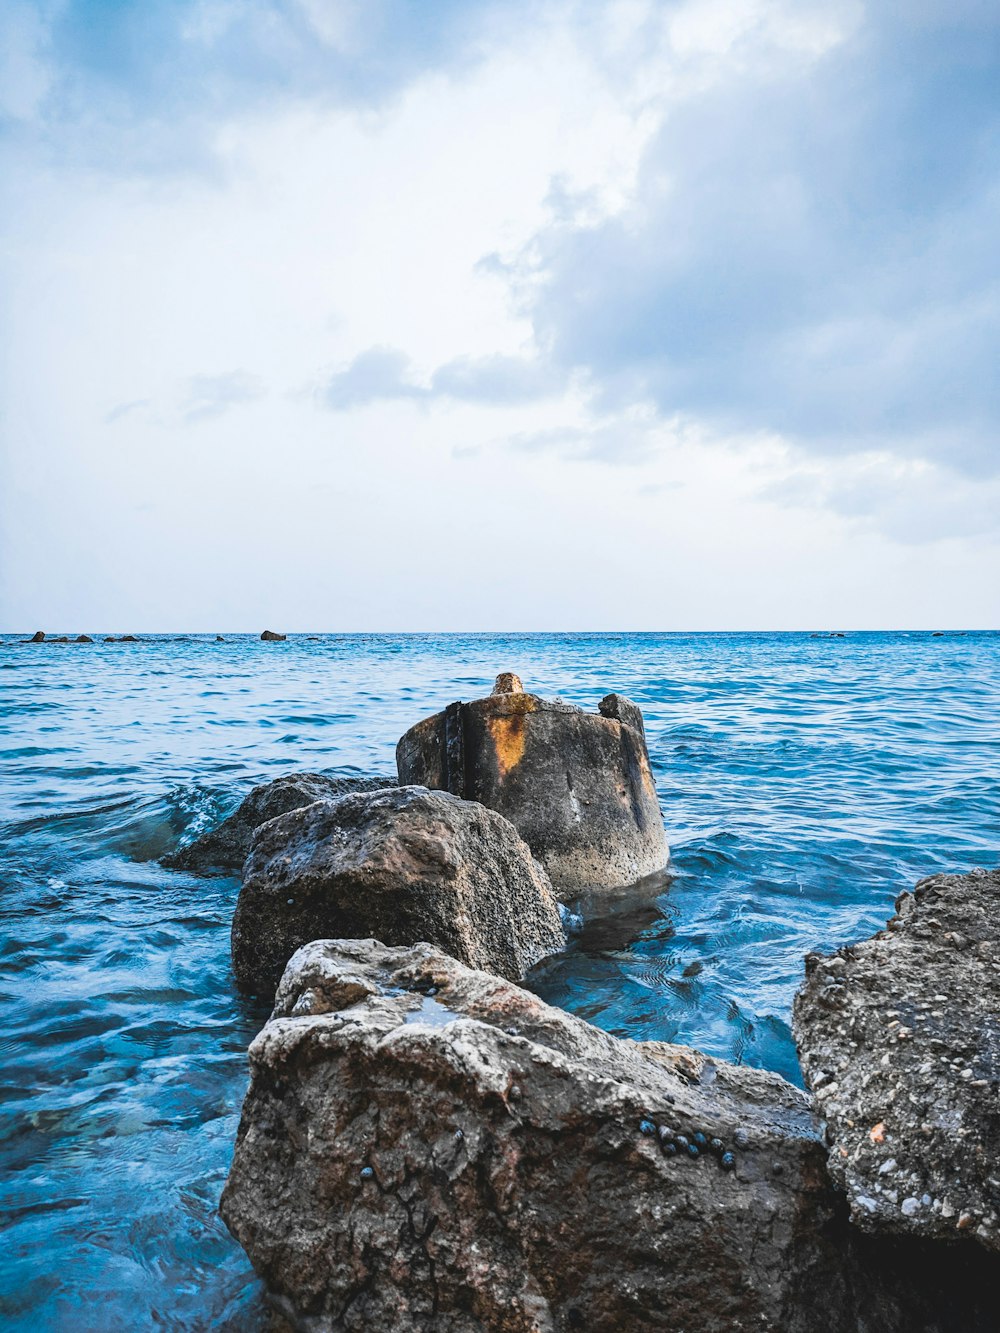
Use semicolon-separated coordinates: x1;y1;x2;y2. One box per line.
396;676;668;896
222;940;1000;1332
793;867;1000;1252
164;772;396;875
231;786;565;997
260;629;286;641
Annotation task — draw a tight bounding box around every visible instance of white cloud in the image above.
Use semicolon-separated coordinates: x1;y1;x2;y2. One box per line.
1;0;997;629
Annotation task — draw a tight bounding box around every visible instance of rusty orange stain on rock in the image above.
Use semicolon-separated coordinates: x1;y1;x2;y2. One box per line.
485;698;538;779
869;1122;886;1144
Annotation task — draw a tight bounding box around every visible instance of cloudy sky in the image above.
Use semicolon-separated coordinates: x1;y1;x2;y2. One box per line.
1;0;998;630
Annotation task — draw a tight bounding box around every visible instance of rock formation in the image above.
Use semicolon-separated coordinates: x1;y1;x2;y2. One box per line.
794;866;1000;1252
165;772;395;874
76;634;94;643
222;939;1000;1332
231;787;565;997
260;629;286;641
396;673;668;896
28;631;45;642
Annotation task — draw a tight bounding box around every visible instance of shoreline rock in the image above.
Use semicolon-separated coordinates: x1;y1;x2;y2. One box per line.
165;772;396;874
231;787;566;997
794;866;1000;1252
222;939;840;1331
222;939;1000;1331
260;629;286;641
396;674;668;896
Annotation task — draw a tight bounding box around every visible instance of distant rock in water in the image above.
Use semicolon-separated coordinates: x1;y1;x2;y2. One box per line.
27;631;45;642
231;786;565;997
76;634;94;643
165;772;395;875
222;938;998;1332
120;634;139;642
49;636;70;643
215;635;225;641
396;672;668;896
794;867;1000;1252
260;629;286;641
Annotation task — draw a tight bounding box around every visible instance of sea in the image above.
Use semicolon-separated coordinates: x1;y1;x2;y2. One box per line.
2;630;997;1329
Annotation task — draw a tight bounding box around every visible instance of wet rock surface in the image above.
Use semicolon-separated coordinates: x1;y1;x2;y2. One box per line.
165;772;395;874
396;674;668;896
231;787;565;997
221;939;1000;1333
260;629;286;641
794;867;1000;1252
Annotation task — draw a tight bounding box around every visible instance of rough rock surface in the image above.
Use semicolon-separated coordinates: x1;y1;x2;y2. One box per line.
231;787;565;997
223;940;1000;1332
260;629;286;641
794;867;1000;1252
396;674;668;895
165;772;395;874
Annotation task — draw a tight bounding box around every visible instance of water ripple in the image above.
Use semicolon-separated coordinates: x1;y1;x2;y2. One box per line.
0;631;998;1328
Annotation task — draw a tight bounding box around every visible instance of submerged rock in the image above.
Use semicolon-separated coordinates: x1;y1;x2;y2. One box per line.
260;629;286;641
794;867;1000;1252
221;939;992;1332
165;772;395;874
231;787;565;997
396;673;668;895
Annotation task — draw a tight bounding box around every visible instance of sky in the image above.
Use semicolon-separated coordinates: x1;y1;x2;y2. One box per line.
1;0;998;631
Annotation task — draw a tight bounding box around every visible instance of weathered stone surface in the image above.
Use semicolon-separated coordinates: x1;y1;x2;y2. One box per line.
260;629;286;641
76;634;94;643
231;787;565;997
165;772;395;874
396;675;668;896
793;867;1000;1252
28;630;45;642
223;940;1000;1332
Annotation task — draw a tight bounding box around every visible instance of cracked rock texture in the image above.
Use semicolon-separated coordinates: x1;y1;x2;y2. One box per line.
231;788;565;998
164;772;396;874
794;867;1000;1252
222;939;924;1332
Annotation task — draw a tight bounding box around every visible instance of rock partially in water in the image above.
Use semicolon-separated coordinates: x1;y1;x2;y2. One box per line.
222;939;957;1332
260;629;286;641
28;630;45;642
165;772;395;875
794;867;1000;1252
231;787;565;997
396;673;668;895
76;634;94;643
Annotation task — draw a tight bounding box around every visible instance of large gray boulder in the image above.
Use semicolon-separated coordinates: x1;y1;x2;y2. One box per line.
794;867;1000;1252
165;772;395;874
223;939;920;1333
396;673;668;896
231;787;565;997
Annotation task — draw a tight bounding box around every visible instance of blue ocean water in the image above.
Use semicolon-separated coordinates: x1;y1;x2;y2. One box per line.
1;630;997;1329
